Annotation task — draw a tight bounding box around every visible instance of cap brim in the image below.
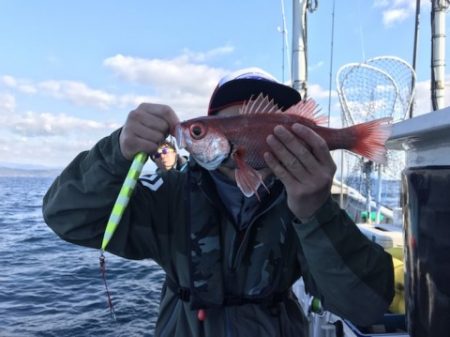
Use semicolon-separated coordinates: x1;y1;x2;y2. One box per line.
208;78;301;115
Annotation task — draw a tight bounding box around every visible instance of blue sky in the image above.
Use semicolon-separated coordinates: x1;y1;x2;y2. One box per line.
0;0;447;168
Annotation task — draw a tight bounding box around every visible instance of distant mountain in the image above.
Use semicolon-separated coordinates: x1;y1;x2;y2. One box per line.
0;166;62;177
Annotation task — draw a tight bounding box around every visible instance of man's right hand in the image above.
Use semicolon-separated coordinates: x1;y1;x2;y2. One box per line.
119;103;180;160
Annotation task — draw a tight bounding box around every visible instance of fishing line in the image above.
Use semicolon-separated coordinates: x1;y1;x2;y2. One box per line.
357;0;366;61
99;253;116;321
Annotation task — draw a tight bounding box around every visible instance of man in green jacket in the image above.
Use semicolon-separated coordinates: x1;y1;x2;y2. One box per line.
43;67;394;337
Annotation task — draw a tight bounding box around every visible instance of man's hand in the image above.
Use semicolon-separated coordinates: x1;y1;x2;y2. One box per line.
264;123;336;220
119;103;180;160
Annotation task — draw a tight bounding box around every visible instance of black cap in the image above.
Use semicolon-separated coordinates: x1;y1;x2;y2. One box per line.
207;68;301;115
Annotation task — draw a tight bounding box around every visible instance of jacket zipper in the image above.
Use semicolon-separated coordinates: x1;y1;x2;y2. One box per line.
196;175;287;337
230;191;285;271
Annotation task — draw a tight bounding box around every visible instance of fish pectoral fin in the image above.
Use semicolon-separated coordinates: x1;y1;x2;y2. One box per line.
235;166;264;200
231;153;265;201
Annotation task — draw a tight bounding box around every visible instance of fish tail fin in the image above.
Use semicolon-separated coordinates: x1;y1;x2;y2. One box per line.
348;117;392;164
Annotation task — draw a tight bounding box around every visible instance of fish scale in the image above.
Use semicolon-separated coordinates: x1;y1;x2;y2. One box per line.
209;113;320;169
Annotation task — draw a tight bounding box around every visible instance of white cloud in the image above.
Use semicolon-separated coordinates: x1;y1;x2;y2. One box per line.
103;54;226;95
0;111;120;167
373;0;390;7
0;135;100;168
373;0;428;27
1;75;156;111
2;75;118;109
1;49;231;117
7;111;119;137
1;75;37;94
1;75;17;87
383;8;410;26
309;61;324;72
116;94;156;108
38;80;117;110
180;45;235;63
401;75;450;116
411;79;432;115
0;48;238;167
102;50;235;120
0;93;16;113
308;83;336;100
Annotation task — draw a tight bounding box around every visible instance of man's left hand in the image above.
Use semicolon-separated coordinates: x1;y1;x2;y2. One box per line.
264;123;336;220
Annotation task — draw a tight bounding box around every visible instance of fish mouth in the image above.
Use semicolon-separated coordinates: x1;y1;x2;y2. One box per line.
175;124;186;149
196;153;229;170
220;156;236;169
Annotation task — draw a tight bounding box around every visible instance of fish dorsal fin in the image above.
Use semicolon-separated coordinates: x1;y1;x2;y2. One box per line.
240;94;328;126
284;98;328;126
239;93;283;115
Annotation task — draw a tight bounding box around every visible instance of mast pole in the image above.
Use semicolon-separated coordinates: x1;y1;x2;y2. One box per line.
431;0;449;110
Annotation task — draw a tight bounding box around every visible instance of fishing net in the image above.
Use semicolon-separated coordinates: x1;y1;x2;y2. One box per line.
335;56;415;221
366;56;416;121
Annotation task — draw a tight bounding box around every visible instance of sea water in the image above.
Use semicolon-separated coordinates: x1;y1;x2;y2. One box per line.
0;176;164;337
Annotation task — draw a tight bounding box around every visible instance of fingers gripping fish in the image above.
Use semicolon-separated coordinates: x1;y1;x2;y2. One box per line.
176;93;392;199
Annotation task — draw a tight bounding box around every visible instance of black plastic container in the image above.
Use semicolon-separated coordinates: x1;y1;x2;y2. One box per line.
402;166;450;337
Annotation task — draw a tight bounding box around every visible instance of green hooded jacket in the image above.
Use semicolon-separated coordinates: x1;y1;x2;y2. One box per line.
42;130;394;337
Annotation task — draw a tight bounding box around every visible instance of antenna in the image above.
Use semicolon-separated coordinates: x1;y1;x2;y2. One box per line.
279;0;290;82
327;0;337;126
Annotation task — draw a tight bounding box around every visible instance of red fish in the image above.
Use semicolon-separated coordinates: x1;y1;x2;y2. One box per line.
175;94;391;198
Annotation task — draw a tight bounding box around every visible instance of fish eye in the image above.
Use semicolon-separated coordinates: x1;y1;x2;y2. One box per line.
190;123;206;140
